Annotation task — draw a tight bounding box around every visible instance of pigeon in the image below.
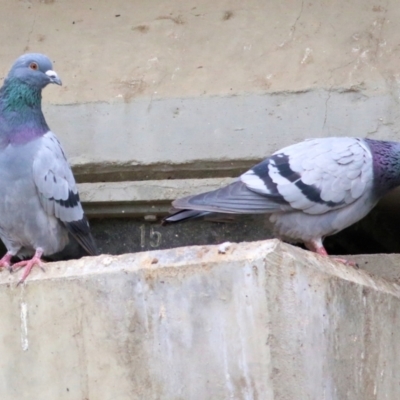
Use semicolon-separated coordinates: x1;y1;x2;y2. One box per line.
163;137;400;263
0;53;97;283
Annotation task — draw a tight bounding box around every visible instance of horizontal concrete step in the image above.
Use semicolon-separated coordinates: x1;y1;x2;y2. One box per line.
1;240;400;399
78;177;234;217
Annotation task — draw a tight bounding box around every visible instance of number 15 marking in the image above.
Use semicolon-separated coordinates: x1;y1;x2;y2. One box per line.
140;225;162;248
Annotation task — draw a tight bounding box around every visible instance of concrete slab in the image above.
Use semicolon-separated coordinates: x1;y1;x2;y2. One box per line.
0;240;399;399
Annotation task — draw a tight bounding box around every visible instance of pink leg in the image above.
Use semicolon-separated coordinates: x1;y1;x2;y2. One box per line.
304;238;328;255
12;248;45;285
304;239;357;268
0;252;13;270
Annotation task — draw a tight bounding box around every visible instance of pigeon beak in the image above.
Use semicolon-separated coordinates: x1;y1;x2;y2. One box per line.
45;70;62;86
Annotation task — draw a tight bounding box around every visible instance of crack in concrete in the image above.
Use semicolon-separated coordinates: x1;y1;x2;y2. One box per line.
24;8;37;52
322;57;360;132
290;0;304;38
278;0;304;47
322;90;331;132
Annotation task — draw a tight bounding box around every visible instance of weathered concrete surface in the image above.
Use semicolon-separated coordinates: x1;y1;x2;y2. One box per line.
0;1;399;176
0;0;397;101
1;240;400;400
348;253;400;283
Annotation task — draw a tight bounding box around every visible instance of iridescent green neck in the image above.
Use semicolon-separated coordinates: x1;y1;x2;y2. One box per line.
0;77;49;143
1;78;42;111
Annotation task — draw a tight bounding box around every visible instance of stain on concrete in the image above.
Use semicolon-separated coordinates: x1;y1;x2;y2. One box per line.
132;25;150;33
223;11;234;21
372;5;385;12
115;79;147;102
156;15;185;25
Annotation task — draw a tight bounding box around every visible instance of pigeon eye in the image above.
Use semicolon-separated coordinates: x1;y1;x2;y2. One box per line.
29;62;38;71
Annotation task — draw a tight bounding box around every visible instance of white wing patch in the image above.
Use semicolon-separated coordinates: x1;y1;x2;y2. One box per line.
33;131;84;223
239;172;267;195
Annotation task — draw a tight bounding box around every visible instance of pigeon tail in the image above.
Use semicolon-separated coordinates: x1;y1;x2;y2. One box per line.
64;218;98;256
162;209;211;225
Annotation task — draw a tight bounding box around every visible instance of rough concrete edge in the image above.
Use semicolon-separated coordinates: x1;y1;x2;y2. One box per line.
2;240;400;298
275;243;400;298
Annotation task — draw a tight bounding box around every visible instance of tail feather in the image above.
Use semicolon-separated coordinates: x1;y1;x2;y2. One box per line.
171;181;282;214
163;180;285;225
64;217;98;256
162;209;211;224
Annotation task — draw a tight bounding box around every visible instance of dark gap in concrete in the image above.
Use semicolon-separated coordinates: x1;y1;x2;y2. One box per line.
87;206;398;257
73;159;261;183
0;205;396;266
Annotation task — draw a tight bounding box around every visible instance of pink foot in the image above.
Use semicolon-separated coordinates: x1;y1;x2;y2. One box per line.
12;248;45;285
0;252;13;270
304;239;358;268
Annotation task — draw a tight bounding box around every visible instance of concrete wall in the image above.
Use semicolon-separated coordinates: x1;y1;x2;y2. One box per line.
1;240;400;400
0;0;399;176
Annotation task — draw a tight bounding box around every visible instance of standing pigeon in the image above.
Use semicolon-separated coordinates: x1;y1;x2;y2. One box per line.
0;53;97;283
163;137;400;262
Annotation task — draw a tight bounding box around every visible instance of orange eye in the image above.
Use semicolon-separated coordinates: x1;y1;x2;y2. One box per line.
29;62;38;70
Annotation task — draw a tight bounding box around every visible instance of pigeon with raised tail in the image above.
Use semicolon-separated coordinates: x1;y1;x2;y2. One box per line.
0;53;97;283
163;137;400;263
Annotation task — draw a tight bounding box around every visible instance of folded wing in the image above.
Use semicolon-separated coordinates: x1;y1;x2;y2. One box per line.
171;137;374;217
32;131;98;255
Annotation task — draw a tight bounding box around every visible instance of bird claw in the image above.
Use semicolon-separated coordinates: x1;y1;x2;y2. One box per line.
331;257;359;269
12;250;45;285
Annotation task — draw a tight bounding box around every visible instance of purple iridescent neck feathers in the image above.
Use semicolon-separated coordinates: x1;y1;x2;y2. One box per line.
366;139;400;196
0;79;49;145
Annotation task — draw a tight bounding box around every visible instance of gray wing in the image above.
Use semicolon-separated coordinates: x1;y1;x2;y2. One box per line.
172;137;374;216
244;136;374;214
33;131;97;255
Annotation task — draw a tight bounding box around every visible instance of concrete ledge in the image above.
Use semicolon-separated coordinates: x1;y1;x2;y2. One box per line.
1;240;400;399
78;177;234;217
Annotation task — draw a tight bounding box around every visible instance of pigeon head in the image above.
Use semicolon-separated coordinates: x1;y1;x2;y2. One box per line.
0;54;62;143
6;53;62;89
